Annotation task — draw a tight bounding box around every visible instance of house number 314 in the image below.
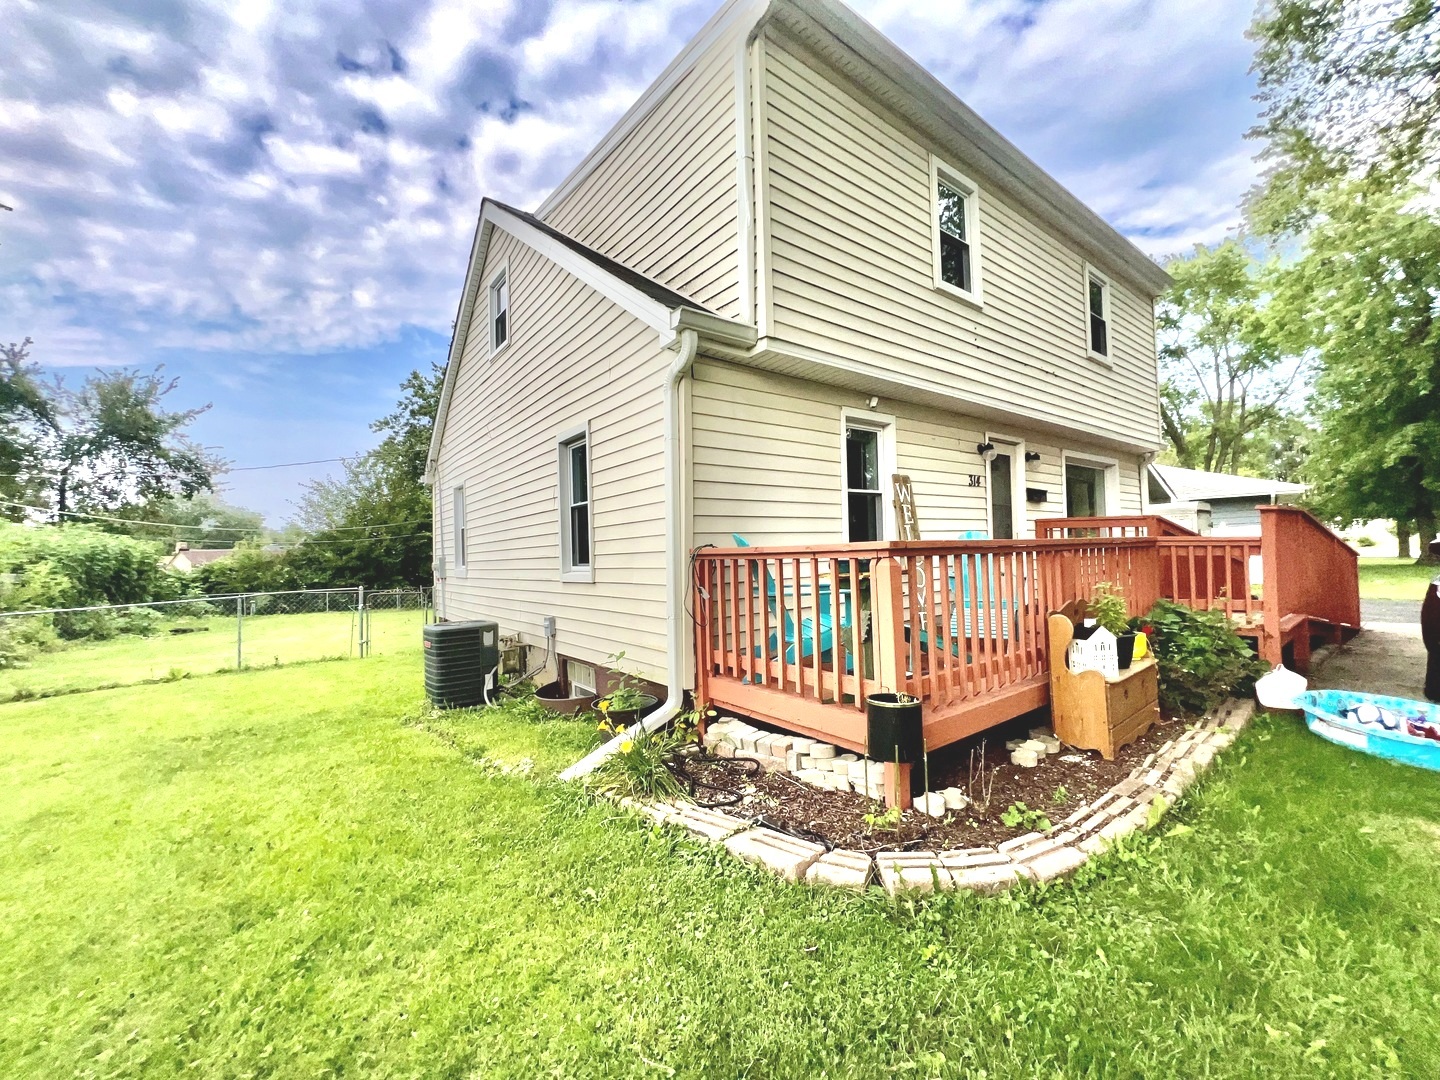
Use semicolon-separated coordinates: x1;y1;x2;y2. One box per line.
967;474;984;487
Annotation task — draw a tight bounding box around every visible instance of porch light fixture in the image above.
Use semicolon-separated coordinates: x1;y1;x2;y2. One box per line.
867;395;880;409
1025;451;1041;463
976;442;997;463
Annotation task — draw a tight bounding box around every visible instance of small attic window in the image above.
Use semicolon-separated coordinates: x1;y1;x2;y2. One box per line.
489;268;509;355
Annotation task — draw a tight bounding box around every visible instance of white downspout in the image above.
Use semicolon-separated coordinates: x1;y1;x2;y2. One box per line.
560;327;700;782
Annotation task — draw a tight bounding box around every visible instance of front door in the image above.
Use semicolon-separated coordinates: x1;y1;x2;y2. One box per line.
990;449;1017;540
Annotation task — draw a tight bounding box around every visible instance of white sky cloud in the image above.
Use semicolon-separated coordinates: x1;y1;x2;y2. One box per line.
0;0;1266;371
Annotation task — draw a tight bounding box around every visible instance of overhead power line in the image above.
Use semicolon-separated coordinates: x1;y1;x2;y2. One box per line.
0;499;429;535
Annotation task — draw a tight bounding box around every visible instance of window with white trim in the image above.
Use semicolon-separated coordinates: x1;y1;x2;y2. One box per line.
932;159;982;302
845;423;890;542
559;431;591;577
452;485;467;569
489;269;509;354
1086;266;1110;359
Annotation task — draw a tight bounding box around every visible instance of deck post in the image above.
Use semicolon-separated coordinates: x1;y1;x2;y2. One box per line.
872;555;907;694
1259;511;1284;667
882;761;913;811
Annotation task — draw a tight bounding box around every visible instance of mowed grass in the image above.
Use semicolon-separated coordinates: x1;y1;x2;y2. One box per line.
1359;557;1440;601
4;654;1440;1077
0;608;427;701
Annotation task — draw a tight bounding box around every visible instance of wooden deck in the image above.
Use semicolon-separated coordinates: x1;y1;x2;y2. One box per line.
693;508;1360;781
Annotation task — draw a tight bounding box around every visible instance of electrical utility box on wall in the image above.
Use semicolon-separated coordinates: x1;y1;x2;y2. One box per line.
423;620;500;708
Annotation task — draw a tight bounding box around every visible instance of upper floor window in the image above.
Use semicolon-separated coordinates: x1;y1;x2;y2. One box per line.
931;158;983;304
489;268;509;354
559;428;592;581
1086;265;1110;360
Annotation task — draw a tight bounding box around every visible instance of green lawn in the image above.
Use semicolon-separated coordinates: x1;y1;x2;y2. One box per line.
0;608;426;702
1359;557;1439;601
4;653;1440;1077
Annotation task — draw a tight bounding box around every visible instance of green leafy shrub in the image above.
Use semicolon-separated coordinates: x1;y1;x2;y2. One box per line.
1143;599;1267;717
116;606;165;637
0;525;173;610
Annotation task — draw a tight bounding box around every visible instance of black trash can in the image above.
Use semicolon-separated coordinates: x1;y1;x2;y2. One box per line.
866;692;923;765
1423;577;1440;703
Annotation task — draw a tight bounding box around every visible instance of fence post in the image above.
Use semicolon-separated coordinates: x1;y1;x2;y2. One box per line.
236;596;244;670
358;586;367;658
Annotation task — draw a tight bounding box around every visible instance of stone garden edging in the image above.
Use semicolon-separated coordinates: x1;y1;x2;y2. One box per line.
618;699;1256;895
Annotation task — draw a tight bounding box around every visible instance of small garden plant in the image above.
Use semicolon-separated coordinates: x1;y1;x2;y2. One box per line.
1000;801;1052;832
589;707;697;801
1090;582;1131;637
593;651;655;718
1144;599;1267;717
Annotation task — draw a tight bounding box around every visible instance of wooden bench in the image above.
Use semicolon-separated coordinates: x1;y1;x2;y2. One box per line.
1047;609;1160;760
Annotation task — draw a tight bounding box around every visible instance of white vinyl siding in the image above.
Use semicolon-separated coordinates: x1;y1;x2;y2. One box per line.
541;36;741;318
689;360;1143;547
435;227;670;681
760;31;1161;450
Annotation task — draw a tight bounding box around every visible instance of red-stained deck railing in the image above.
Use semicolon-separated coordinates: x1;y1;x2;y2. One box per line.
692;537;1160;755
1039;515;1198;539
694;510;1361;760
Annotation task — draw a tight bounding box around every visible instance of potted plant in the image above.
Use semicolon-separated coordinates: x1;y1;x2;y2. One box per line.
534;679;595;716
592;652;660;732
1092;582;1137;669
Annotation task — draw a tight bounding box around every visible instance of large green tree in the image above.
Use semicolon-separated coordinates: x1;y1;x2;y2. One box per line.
287;366;440;588
0;339;51;520
35;367;219;519
1249;0;1440;233
1269;179;1440;559
1156;241;1308;475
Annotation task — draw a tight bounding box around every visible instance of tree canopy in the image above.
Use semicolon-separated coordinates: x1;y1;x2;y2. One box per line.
1156;241;1308;476
1269;178;1440;555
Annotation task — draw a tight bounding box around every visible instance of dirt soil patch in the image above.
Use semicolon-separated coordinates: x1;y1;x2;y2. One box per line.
679;711;1190;853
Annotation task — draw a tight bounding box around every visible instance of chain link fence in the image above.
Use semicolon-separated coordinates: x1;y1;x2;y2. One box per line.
0;587;433;702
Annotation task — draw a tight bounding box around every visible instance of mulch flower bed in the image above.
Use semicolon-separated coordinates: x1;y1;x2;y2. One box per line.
679;710;1190;854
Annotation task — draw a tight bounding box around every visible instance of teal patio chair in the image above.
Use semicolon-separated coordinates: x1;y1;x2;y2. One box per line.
733;535;852;668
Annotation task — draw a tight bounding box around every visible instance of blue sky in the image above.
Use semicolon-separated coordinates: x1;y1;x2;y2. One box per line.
0;0;1263;523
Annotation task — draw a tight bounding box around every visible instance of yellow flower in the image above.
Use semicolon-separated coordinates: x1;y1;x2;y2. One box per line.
619;740;635;754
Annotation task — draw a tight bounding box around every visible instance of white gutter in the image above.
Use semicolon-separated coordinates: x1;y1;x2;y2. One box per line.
560;327;701;782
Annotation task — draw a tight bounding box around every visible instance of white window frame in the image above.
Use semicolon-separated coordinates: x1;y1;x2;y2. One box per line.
984;433;1027;541
488;263;511;358
452;484;468;575
1061;450;1121;519
1084;263;1111;365
840;409;897;542
930;156;984;308
558;424;593;583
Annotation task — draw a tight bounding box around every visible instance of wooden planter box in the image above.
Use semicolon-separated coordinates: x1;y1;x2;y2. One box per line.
1048;610;1159;760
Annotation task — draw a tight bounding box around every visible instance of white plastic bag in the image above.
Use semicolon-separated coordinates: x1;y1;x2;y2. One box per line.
1256;664;1307;710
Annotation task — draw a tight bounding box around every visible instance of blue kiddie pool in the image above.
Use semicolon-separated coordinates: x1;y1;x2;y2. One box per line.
1296;690;1440;772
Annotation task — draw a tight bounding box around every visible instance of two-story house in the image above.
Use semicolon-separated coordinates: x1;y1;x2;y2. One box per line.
426;0;1209;772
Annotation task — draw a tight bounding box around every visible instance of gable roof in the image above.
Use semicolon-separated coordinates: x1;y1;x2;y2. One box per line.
1150;464;1309;504
538;0;1171;298
161;547;234;569
424;199;757;482
494;201;709;313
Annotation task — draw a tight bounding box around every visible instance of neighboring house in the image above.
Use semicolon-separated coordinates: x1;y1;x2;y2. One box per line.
427;0;1174;729
1148;464;1309;536
160;542;235;573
